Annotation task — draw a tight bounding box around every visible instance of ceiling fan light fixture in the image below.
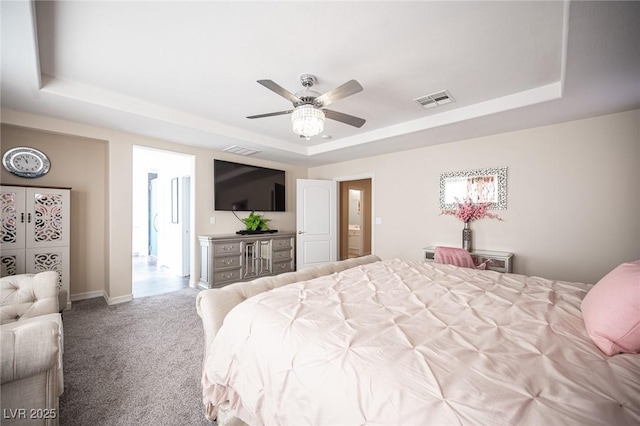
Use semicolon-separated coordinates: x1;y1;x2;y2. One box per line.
291;104;325;139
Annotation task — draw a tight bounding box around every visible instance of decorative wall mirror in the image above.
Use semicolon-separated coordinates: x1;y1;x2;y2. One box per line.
439;166;507;210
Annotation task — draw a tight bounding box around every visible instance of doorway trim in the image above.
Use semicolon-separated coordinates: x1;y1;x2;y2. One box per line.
334;173;375;260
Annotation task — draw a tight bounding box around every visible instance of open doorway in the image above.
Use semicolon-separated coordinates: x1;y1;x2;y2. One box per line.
339;179;372;260
132;146;194;297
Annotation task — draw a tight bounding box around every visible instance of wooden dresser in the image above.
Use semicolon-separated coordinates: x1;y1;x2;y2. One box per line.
198;232;295;289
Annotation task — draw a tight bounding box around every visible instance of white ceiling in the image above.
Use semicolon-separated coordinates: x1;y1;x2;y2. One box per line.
1;1;639;167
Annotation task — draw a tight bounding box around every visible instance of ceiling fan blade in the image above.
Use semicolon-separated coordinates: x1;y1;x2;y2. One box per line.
315;80;363;107
257;80;301;104
324;109;366;128
246;110;293;119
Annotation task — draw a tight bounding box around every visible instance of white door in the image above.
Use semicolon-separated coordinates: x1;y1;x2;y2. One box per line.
149;176;159;260
0;249;25;276
181;176;191;277
25;188;71;249
0;186;27;250
296;179;337;270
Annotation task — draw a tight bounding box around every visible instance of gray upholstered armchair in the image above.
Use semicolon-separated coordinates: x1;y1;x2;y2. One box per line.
1;271;64;426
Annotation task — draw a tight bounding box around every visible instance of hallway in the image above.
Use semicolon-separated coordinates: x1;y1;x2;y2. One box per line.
132;256;190;298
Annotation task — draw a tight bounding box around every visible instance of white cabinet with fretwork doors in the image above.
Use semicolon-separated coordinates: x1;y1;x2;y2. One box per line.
1;185;71;309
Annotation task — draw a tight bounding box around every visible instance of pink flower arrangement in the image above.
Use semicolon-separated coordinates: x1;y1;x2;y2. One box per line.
440;197;503;223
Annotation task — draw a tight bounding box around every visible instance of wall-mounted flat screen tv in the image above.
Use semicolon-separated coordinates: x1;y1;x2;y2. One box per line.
214;159;286;212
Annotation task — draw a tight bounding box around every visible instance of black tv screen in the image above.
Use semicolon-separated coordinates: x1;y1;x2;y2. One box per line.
214;159;286;212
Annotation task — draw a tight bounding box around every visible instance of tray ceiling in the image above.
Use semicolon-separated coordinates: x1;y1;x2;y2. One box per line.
1;1;638;166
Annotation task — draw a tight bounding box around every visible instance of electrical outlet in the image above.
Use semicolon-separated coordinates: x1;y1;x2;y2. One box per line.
210;216;216;225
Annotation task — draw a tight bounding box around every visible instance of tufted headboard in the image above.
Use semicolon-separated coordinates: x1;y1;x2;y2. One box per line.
0;271;59;325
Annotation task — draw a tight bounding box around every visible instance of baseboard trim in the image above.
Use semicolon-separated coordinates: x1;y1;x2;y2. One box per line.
71;291;106;302
70;291;133;306
106;293;134;305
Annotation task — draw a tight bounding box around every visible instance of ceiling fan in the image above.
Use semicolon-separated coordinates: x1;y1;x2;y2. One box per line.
247;74;366;139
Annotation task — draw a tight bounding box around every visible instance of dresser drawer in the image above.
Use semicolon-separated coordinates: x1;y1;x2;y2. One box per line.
272;237;293;251
213;241;241;256
273;260;294;273
474;256;505;269
474;256;509;273
214;268;242;284
214;255;241;269
272;249;292;261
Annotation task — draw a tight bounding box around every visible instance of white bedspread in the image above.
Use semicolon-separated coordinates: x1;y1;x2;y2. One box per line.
202;259;640;425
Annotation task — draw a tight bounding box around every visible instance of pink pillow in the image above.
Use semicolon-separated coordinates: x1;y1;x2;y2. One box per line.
581;260;640;356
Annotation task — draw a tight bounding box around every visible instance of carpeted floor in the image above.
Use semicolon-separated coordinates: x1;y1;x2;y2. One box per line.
59;287;215;425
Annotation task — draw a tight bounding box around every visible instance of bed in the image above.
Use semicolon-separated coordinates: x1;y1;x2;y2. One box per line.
196;257;640;425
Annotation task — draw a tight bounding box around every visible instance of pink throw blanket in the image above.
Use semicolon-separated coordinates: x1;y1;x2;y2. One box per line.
434;246;484;269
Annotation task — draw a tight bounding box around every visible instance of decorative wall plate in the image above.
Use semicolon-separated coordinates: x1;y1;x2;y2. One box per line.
2;147;50;178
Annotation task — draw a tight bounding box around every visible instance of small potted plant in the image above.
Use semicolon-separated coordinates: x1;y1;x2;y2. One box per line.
242;211;271;232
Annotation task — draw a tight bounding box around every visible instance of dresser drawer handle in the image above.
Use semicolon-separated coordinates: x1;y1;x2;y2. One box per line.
222;273;233;279
222;259;234;265
222;246;235;251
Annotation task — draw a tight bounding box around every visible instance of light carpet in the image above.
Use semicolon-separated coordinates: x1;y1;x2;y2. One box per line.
59;287;214;425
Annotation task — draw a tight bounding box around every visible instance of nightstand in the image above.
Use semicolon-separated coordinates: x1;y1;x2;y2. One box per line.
423;246;513;273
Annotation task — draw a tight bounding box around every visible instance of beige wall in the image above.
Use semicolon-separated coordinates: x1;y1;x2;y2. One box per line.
1;124;109;298
310;109;640;284
1;110;306;303
3;109;637;300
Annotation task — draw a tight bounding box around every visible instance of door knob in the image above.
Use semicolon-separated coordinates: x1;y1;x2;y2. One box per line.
297;230;305;234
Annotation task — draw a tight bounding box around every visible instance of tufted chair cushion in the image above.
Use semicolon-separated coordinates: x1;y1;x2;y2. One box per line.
1;272;59;325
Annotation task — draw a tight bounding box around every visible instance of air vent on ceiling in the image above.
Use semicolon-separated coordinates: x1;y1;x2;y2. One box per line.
414;90;455;109
223;145;261;156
